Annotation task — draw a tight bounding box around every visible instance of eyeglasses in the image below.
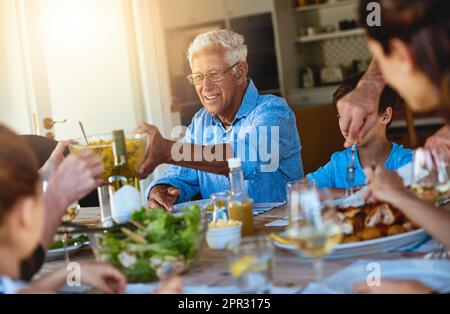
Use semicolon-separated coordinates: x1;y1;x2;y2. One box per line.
186;62;240;85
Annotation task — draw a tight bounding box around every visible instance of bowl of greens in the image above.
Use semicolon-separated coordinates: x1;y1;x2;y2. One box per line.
88;204;206;282
46;234;89;261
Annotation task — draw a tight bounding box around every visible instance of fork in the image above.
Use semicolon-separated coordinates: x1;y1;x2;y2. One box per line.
346;144;357;196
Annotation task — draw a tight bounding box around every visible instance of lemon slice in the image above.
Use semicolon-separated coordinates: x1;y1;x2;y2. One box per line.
269;233;293;246
230;255;257;278
205;203;214;212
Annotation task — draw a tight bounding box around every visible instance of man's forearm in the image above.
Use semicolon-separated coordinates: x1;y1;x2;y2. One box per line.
359;59;385;91
172;159;229;176
167;141;234;176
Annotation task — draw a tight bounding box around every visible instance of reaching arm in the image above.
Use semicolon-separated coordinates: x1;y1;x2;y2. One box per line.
20;261;126;294
365;166;450;248
137;124;233;178
337;59;385;147
167;141;234;176
389;192;450;248
40;149;104;250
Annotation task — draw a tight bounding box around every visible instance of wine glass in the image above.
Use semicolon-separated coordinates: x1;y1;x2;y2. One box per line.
434;148;450;204
285;186;342;285
411;148;440;204
424;148;450;259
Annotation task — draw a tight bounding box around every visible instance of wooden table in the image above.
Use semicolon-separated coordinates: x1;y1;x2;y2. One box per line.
36;205;421;291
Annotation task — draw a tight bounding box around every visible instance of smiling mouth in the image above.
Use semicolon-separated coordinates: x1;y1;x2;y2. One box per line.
204;94;219;101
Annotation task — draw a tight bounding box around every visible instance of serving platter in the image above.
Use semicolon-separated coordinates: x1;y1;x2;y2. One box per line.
272;228;429;260
46;243;86;261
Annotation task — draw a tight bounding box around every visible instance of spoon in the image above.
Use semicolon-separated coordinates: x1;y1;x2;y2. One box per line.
78;121;89;145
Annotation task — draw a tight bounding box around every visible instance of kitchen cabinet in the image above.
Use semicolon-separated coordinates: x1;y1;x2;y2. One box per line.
160;0;225;29
274;0;370;105
287;85;338;106
224;0;273;18
230;13;280;94
159;0;273;29
292;104;343;174
188;0;226;25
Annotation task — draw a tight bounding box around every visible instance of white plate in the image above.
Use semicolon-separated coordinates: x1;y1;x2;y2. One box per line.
46;243;85;261
173;199;212;213
323;259;450;293
273;229;429;260
173;199;283;215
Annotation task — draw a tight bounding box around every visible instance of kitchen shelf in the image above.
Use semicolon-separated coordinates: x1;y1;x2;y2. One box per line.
391;117;446;129
295;0;357;13
296;28;365;43
287;85;339;106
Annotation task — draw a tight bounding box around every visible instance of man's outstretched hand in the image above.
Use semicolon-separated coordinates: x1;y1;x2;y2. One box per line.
147;185;180;212
336;60;384;147
136;123;173;179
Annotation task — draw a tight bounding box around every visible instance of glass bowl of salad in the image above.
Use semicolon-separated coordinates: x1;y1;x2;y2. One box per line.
88;204;206;282
69;132;148;181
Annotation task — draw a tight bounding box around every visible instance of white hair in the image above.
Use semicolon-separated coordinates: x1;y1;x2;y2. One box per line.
187;29;247;70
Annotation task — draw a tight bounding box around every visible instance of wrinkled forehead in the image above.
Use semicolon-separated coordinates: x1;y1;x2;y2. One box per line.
190;46;229;73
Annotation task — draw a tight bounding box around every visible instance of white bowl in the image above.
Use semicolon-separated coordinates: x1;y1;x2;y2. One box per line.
206;223;242;250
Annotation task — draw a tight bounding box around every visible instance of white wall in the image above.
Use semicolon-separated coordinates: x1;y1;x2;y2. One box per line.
0;0;177;144
38;0;142;140
0;0;33;134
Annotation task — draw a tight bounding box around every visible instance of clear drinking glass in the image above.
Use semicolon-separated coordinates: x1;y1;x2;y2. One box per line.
286;180;316;228
423;148;450;260
285;185;342;285
210;191;230;223
98;185;113;226
411;148;440;204
434;148;450;203
228;236;274;294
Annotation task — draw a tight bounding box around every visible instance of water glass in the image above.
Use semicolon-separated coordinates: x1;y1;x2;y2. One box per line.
210;191;230;223
228;236;274;294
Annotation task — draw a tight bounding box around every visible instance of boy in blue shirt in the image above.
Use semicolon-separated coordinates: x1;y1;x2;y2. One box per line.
306;72;412;194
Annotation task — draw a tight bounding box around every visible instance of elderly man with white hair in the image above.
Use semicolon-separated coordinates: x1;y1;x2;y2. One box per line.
137;29;303;211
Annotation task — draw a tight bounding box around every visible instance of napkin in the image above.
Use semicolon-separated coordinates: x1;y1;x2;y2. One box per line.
265;216;288;227
253;202;285;216
125;283;300;294
302;259;450;294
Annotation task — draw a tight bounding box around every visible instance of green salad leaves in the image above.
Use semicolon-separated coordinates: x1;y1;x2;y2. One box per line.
97;205;203;282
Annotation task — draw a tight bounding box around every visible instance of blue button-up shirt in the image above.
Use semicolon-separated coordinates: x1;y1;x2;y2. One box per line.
146;79;304;203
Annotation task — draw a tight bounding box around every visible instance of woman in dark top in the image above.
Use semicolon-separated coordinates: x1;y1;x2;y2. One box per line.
18;135;104;280
354;0;449;293
0;125;125;293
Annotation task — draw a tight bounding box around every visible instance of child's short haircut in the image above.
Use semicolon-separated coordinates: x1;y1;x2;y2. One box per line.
332;71;403;128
